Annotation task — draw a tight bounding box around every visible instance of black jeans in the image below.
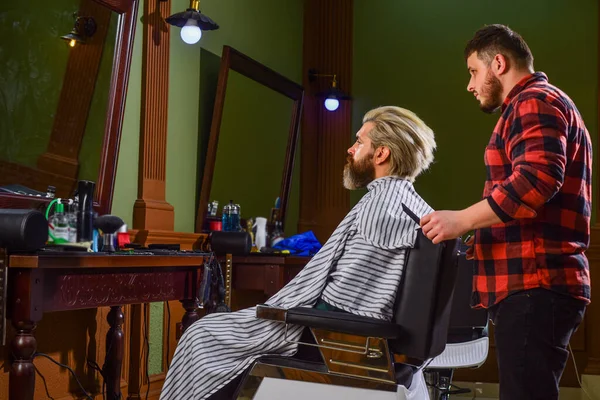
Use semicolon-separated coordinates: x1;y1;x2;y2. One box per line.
488;288;586;400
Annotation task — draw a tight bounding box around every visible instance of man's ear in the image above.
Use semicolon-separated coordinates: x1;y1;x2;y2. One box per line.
493;54;508;75
374;146;390;165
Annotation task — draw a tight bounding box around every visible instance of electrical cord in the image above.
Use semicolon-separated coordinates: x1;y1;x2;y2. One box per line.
45;198;59;242
34;352;93;400
34;364;56;400
86;359;106;400
418;356;435;372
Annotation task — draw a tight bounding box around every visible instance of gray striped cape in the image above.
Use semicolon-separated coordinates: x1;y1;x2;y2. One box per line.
160;176;433;399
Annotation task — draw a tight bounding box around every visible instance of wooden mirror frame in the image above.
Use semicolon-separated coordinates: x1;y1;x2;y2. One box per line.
0;0;139;216
196;45;304;233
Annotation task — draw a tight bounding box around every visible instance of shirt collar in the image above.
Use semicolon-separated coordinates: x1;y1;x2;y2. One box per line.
367;176;409;191
501;71;548;112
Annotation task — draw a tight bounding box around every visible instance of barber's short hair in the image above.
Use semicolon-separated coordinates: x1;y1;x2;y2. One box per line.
464;24;534;71
363;106;436;182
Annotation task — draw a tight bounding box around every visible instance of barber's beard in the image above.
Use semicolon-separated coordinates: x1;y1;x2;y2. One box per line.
343;154;375;190
479;70;504;114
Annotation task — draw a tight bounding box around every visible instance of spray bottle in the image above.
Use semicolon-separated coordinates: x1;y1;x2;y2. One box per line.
253;217;268;251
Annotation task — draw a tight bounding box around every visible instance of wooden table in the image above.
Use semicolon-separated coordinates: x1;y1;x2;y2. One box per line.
225;255;310;310
5;252;207;400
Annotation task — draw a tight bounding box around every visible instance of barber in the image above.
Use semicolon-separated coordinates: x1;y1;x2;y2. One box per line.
420;24;590;400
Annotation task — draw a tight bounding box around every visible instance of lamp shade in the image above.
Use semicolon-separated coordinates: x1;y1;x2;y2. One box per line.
60;16;96;46
60;31;84;46
316;86;352;101
165;9;219;30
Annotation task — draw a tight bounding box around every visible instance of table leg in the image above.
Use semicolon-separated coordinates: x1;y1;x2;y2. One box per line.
9;320;36;400
105;306;124;400
180;299;199;335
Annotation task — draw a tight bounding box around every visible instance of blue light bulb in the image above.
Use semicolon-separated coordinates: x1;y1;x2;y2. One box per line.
324;97;339;111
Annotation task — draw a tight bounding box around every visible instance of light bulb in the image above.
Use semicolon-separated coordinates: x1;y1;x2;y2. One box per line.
180;19;202;44
324;97;339;112
69;39;76;47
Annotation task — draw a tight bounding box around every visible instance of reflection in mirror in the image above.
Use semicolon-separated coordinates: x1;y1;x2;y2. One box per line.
196;46;304;236
0;0;118;199
209;70;294;227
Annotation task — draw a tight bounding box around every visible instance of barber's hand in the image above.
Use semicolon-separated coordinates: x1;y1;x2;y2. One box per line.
465;235;475;260
420;210;470;244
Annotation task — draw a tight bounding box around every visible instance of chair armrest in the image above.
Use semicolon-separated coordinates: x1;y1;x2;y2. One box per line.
256;304;403;339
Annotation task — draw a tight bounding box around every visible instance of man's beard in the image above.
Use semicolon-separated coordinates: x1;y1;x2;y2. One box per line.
343;154;375;190
479;70;504;114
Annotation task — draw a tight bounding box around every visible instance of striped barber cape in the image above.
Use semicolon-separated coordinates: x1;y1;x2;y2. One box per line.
160;176;433;399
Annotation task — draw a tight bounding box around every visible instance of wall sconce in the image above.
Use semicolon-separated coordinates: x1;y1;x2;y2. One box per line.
164;0;219;45
308;68;351;112
61;14;97;48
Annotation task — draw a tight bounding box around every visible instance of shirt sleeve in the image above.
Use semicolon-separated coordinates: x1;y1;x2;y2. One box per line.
487;97;567;222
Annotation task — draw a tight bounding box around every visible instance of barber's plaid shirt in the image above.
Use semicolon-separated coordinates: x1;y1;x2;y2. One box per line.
472;72;592;309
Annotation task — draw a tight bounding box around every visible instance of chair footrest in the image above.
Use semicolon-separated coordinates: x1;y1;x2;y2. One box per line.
255;356;329;374
424;337;489;369
256;304;403;338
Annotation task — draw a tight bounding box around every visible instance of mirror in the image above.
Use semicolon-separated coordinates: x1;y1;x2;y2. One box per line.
196;46;303;233
0;0;139;215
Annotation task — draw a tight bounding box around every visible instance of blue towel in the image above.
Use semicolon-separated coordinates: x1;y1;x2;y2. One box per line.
273;231;322;256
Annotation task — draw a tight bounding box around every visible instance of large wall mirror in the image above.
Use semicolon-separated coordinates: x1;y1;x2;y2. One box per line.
196;46;304;233
0;0;139;215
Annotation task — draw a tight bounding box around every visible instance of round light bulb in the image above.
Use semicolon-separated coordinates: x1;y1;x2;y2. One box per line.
324;97;340;112
69;39;76;47
180;19;202;44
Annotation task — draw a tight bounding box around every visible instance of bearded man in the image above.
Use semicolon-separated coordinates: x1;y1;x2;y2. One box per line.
160;106;437;400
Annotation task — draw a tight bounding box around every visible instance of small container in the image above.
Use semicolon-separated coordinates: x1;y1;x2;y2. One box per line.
209;220;223;231
222;200;241;232
209;200;219;217
270;221;285;246
117;223;130;249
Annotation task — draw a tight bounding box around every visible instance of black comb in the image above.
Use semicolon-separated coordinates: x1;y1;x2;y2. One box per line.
401;203;421;225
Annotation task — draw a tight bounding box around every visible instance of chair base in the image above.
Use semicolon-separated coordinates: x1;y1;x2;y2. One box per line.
236;356;432;399
236;356;397;398
424;369;471;400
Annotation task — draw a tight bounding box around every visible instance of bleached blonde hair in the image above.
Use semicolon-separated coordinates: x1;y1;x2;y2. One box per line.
363;106;436;181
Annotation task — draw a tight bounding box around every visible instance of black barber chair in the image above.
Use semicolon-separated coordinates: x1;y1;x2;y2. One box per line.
234;229;461;399
424;246;489;399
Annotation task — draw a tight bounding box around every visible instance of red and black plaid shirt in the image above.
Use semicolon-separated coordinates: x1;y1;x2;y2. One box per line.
472;72;592;309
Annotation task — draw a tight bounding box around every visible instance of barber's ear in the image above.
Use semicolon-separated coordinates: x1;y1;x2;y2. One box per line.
494;54;508;75
375;147;390;165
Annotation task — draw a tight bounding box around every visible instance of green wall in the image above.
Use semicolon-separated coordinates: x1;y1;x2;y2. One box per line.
352;0;598;214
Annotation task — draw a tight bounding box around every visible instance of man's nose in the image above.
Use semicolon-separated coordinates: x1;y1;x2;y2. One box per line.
467;79;474;92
